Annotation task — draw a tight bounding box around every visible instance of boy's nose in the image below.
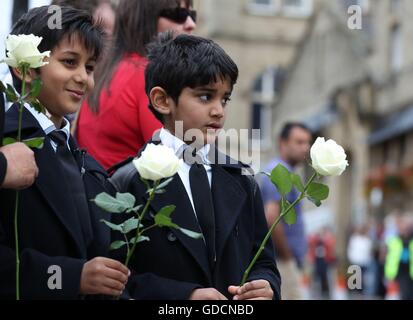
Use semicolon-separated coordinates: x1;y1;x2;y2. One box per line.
183;16;196;34
74;67;88;83
211;103;225;118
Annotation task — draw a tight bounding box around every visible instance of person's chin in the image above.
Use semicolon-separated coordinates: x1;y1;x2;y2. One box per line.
64;102;81;115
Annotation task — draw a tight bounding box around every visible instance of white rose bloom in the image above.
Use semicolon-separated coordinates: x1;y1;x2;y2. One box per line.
310;137;349;176
133;144;182;181
2;34;50;68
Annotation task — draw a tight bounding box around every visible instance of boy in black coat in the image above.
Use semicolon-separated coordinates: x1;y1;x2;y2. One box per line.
0;6;129;299
111;33;281;300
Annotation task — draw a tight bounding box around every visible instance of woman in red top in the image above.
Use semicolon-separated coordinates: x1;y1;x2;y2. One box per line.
76;0;196;170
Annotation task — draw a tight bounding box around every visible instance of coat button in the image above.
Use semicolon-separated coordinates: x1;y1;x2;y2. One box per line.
167;232;177;242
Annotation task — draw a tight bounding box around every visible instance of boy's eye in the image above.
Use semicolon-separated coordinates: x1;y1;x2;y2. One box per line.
199;94;211;102
86;64;95;73
222;97;231;106
62;59;76;66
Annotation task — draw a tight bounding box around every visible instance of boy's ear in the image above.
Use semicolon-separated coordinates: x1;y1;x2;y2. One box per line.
11;67;38;83
150;86;172;115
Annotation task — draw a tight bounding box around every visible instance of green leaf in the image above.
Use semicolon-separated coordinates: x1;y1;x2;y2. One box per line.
156;205;176;218
23;137;44;149
100;219;123;232
122;217;141;234
156;177;174;190
2;137;17;145
92;192;134;213
155;213;178;229
5;84;18;102
0;81;5;93
307;182;329;202
179;227;203;239
126;204;143;214
31;99;46;114
130;236;150;245
290;173;304;193
116;192;136;209
28;78;42;100
109;240;127;250
281;199;297;226
270;164;293;196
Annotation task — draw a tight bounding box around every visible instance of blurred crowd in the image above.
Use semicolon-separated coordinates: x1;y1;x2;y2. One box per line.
300;213;413;300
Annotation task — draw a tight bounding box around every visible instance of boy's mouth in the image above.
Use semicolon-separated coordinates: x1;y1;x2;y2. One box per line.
67;89;85;100
205;122;222;130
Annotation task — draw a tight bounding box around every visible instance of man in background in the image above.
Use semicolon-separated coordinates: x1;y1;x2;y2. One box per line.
260;122;312;299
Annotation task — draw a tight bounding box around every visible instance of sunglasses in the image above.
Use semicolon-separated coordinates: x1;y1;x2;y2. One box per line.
159;7;197;24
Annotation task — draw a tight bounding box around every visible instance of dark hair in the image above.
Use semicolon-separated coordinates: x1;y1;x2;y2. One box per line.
145;32;239;123
88;0;193;112
50;0;117;16
9;5;104;92
51;0;100;12
279;122;311;140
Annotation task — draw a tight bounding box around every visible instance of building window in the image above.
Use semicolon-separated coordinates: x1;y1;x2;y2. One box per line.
282;0;313;18
390;24;403;73
247;0;280;16
250;66;284;148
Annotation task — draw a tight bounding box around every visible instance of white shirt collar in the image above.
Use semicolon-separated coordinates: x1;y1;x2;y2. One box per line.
159;128;211;165
22;102;71;143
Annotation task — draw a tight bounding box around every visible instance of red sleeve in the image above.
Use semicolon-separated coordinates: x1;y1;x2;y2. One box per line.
77;55;162;169
116;59;161;145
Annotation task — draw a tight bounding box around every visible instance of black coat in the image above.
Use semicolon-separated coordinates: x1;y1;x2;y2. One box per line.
0;93;4;144
0;94;5;185
0;105;113;299
110;141;281;300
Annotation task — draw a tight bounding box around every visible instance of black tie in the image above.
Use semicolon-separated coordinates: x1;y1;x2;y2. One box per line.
188;153;216;270
48;130;92;244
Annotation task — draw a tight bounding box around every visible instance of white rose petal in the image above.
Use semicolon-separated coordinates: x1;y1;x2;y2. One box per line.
1;34;50;69
310;137;349;176
133;144;182;181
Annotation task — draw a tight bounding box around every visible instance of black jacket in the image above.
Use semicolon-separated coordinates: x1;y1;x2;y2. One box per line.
0;93;6;185
110;140;281;300
0;105;114;299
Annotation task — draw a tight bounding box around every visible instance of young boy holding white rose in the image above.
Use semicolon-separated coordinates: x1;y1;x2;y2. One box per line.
110;33;281;300
0;6;129;299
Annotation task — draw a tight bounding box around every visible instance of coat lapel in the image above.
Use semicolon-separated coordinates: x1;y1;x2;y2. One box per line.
142;173;213;284
211;164;247;265
34;140;86;256
207;148;248;265
4;106;86;256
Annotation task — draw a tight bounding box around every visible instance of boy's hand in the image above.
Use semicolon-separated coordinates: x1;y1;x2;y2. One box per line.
228;280;273;300
80;257;130;296
189;288;228;300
